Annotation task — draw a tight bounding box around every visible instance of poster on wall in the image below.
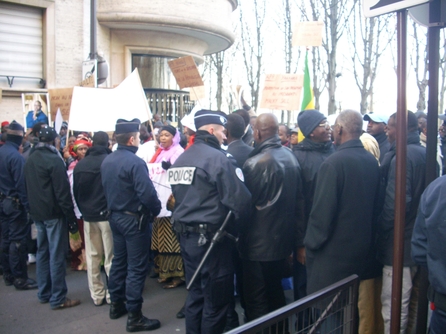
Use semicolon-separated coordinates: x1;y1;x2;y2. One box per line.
21;93;50;130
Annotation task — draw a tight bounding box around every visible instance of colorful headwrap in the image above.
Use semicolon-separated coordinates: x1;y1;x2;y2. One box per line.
70;135;92;157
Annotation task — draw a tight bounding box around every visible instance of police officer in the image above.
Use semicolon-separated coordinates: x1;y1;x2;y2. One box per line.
169;110;251;334
101;118;161;332
0;121;37;290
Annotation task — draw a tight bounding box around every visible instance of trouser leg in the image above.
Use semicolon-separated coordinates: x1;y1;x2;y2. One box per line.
108;217;127;304
8;211;30;280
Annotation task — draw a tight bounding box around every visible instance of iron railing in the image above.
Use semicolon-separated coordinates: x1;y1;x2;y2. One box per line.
226;275;359;334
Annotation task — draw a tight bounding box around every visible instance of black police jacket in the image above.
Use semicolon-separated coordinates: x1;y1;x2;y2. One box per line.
101;145;161;217
240;135;305;262
170;131;251;226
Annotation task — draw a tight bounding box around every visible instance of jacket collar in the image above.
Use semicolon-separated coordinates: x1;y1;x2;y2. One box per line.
85;145;111;157
373;131;388;145
117;144;138;154
295;138;334;153
336;139;364;151
195;130;221;150
249;135;281;157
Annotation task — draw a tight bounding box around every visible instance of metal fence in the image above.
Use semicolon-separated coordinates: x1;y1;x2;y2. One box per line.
144;88;195;124
226;275;359;334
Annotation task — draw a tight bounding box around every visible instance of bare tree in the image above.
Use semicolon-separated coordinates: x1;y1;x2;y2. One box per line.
409;19;428;112
347;3;394;114
239;0;266;110
209;52;225;110
296;0;355;114
274;0;302;124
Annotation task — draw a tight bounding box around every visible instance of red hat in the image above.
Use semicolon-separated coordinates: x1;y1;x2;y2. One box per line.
1;121;10;127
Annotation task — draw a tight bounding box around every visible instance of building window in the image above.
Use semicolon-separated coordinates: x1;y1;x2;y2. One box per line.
132;54;178;90
0;2;43;88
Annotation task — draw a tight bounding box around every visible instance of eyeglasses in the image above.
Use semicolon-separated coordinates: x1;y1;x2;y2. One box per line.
318;122;331;130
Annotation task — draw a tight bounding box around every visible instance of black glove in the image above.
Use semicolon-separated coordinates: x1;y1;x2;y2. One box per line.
162;160;172;170
68;220;79;234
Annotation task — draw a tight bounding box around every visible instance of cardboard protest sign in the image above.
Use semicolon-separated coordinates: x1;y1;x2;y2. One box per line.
292;21;324;47
189;85;206;101
49;88;73;122
259;74;304;110
168;56;204;89
69;68;151;131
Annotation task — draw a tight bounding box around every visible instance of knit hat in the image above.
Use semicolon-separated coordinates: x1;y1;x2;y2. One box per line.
297;109;326;137
1;121;9;128
38;127;58;142
115;118;141;134
160;125;176;136
194;110;227;130
7;120;24;133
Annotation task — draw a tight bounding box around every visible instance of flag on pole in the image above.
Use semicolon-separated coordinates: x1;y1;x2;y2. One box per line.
298;50;315;142
301;50;314;110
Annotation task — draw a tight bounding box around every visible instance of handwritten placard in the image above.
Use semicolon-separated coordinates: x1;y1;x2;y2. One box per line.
48;88;73;121
168;56;204;89
259;74;304;110
292;21;324;47
189;85;206;101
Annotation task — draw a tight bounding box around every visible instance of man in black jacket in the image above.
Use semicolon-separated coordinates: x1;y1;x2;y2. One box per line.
73;131;113;306
377;111;426;333
0;121;37;290
241;113;304;325
363;112;390;163
170;110;251;334
293;109;335;301
24;127;80;310
101;119;162;332
226;113;253;168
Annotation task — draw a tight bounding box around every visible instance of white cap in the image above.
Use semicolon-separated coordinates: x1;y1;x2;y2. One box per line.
180;105;200;132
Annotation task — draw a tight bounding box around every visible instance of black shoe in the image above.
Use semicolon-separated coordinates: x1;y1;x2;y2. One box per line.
126;311;160;332
148;268;159;279
3;274;14;286
14;278;38;290
176;305;185;319
110;302;128;319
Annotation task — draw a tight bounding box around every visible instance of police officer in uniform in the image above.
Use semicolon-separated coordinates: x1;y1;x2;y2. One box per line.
0;121;37;290
169;110;251;334
101;118;162;332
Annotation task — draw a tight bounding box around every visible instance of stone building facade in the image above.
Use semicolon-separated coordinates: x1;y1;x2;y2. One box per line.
0;0;237;124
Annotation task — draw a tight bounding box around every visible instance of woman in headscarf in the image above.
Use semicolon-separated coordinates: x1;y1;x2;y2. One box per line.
67;135;92;271
148;125;185;288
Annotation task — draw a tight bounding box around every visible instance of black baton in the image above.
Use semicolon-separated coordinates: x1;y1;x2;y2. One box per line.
186;210;233;290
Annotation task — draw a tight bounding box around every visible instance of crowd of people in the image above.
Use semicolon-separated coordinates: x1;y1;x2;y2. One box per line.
0;105;446;334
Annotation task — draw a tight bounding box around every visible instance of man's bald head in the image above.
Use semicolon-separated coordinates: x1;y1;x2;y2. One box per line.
254;113;279;144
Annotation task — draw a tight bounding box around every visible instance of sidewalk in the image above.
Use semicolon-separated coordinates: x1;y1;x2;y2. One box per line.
0;264;188;333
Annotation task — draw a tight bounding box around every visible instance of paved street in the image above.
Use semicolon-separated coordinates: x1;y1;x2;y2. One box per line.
0;263;188;334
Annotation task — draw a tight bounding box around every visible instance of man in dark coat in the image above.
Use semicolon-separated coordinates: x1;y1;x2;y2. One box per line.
377;111;426;333
364;112;390;163
101;119;162;332
0;121;37;290
304;110;380;295
234;109;255;147
170;110;251;334
241;113;304;325
25;127;80;309
73;131;113;306
293;109;335;301
226;113;253;168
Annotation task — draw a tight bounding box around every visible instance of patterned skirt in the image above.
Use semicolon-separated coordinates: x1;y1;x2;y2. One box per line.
151;217;184;280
